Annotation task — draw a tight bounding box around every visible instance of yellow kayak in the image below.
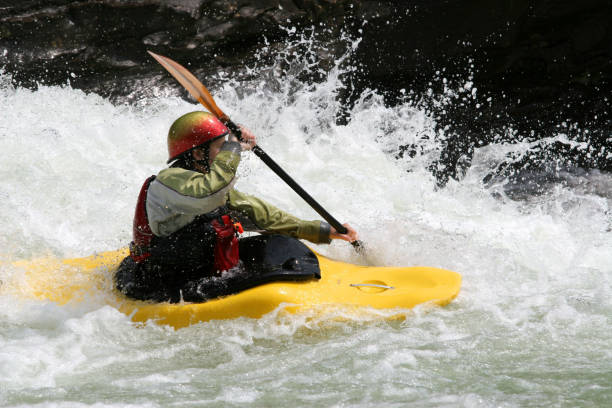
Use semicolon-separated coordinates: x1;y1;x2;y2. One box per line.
6;237;461;329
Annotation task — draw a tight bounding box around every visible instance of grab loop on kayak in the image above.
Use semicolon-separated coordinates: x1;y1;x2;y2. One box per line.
350;283;394;290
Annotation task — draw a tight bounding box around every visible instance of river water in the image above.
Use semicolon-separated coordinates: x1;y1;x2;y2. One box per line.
0;40;611;407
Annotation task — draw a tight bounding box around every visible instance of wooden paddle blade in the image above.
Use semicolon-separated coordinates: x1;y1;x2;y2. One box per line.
147;51;230;122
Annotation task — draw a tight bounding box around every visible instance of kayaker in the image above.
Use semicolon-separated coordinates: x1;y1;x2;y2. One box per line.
120;111;358;302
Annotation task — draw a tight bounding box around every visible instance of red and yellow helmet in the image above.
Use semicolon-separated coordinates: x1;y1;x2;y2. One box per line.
167;111;229;163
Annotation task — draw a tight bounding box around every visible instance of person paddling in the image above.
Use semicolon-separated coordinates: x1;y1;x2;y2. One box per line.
119;111;358;302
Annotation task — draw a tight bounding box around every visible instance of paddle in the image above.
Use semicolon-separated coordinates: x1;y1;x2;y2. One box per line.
148;51;364;251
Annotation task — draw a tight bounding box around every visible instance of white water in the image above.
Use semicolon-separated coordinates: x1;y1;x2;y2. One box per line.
0;56;611;407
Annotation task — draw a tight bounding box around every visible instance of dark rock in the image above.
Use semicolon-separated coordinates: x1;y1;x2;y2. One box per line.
143;31;173;47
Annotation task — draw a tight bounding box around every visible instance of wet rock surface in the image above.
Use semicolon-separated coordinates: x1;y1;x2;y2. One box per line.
0;0;352;98
1;0;610;187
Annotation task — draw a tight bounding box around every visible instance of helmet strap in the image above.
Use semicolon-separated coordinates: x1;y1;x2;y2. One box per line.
172;139;215;172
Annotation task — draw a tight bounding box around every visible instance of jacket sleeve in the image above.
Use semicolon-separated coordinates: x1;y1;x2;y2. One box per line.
227;189;332;244
146;141;242;237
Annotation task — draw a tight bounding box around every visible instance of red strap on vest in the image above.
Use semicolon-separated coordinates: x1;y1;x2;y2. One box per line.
210;214;240;273
130;176;156;263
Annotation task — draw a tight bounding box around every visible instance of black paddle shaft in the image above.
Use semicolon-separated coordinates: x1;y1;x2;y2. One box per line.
226;120;348;235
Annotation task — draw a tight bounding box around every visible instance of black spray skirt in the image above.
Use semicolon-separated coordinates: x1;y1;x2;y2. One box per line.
115;235;321;303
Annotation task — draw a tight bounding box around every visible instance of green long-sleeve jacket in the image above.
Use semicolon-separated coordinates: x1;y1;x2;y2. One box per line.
145;141;331;244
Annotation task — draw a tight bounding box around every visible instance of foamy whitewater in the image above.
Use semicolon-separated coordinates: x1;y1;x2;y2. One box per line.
0;42;610;407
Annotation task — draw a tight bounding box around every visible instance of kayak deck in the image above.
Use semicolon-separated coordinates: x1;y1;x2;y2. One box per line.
7;245;461;329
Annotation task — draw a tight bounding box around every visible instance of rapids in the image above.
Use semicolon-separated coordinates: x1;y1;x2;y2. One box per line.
0;41;610;406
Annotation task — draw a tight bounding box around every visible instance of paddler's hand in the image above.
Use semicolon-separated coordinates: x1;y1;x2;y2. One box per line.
330;223;359;243
229;125;256;151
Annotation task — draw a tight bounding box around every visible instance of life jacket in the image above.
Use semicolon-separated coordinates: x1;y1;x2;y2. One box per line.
129;176;242;273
